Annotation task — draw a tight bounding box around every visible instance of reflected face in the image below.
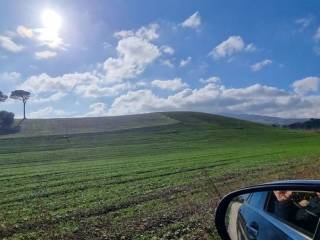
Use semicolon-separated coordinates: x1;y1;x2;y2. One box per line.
226;191;320;240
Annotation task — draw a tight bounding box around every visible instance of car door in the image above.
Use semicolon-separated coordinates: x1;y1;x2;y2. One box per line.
237;192;312;240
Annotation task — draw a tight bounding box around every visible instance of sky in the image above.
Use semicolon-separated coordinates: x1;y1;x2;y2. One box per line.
0;0;320;118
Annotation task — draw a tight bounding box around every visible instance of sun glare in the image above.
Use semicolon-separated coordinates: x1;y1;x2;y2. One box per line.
41;9;62;32
40;9;63;48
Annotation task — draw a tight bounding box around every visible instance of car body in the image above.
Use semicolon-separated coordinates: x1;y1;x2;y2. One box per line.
236;191;313;240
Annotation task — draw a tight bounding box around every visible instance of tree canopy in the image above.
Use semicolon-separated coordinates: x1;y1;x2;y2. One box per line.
0;91;8;102
10;90;31;102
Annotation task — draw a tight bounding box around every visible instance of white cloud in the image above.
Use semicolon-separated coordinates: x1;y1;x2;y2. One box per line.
35;50;57;60
152;78;188;91
199;76;220;84
292;77;320;95
210;36;252;59
251;59;272;72
85;102;108;117
108;89;169;116
31;92;67;103
0;71;21;82
29;106;71;118
0;71;21;92
161;45;175;55
244;43;257;53
314;27;320;42
108;80;320;118
104;24;161;82
21;72;96;94
115;23;159;41
20;69;134;101
181;12;201;29
0;35;24;52
179;56;192;67
295;16;313;31
161;59;174;68
16;24;65;49
75;82;132;98
16;25;34;38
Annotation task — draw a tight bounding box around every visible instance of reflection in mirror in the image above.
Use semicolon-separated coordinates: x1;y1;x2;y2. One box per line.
226;191;320;240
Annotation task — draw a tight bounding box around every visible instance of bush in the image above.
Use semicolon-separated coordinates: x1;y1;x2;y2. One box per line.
0;111;14;129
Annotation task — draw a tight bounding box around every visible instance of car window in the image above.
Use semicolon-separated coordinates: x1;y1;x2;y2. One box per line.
247;191;268;209
265;191;320;237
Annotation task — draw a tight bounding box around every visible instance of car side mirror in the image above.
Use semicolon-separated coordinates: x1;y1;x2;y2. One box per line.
215;180;320;240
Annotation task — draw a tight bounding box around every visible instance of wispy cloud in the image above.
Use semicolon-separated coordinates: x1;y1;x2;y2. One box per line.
179;57;191;67
295;16;313;31
181;12;201;29
251;59;272;72
0;35;24;52
16;25;34;38
35;50;57;60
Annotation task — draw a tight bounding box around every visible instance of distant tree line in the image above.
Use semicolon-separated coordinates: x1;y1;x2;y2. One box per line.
0;90;31;131
285;119;320;130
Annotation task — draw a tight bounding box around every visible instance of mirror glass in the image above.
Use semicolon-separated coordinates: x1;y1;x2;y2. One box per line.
226;191;320;240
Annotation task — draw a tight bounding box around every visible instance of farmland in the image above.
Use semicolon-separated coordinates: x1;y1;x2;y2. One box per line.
1;112;320;239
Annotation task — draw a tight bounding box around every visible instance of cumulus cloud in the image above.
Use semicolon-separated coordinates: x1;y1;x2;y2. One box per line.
199;76;220;84
0;35;24;52
0;71;21;82
107;80;320;118
181;12;201;29
21;72;98;94
16;25;34;38
152;78;188;91
292;77;320;95
35;50;57;60
75;82;132;98
179;56;192;67
114;23;159;41
0;71;21;91
29;106;72;118
210;36;254;59
251;59;272;72
104;24;161;82
85;102;108;117
20;70;134;101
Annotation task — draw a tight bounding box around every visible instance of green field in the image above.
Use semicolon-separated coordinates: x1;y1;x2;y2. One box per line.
1;112;320;239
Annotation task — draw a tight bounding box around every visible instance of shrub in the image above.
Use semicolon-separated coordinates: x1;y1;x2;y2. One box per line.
0;111;14;129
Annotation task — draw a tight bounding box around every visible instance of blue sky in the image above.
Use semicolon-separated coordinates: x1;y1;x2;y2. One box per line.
0;0;320;118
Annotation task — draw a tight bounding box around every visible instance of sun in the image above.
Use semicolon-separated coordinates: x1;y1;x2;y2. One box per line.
41;9;62;32
39;9;63;48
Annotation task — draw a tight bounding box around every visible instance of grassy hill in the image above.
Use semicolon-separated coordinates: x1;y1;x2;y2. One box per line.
4;112;178;138
1;112;320;239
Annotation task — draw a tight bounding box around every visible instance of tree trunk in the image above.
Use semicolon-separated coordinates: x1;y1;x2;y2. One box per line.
23;100;26;119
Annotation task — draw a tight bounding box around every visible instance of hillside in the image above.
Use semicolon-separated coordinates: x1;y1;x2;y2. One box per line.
2;111;268;138
2;112;178;138
221;113;307;125
1;112;320;239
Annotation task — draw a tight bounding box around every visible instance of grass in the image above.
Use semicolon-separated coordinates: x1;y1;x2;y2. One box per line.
0;111;320;239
